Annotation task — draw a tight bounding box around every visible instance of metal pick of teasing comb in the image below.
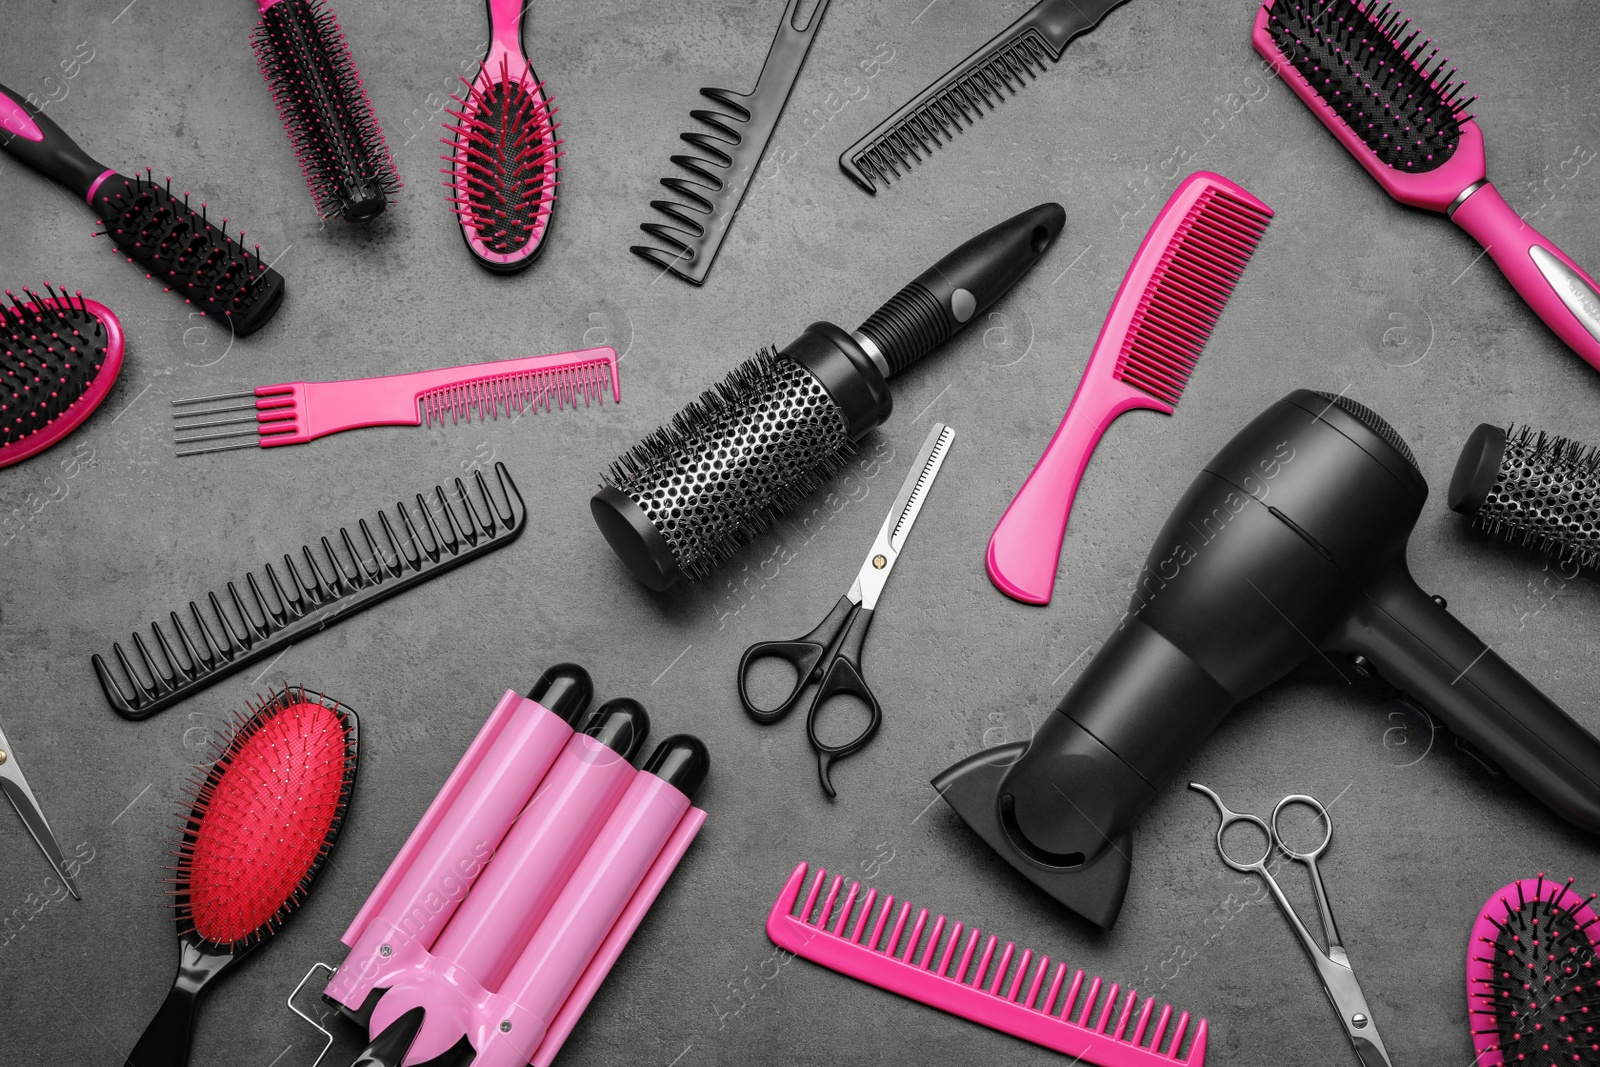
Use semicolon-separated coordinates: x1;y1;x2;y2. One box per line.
0;718;80;898
840;0;1133;193
632;0;829;284
170;348;618;455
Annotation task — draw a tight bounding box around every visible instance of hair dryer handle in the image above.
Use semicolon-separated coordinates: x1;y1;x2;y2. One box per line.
1333;572;1600;833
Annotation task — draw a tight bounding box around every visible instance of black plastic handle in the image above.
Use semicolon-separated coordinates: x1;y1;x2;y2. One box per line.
0;80;110;200
738;594;853;724
1332;566;1600;832
125;937;238;1067
856;202;1065;377
806;605;881;798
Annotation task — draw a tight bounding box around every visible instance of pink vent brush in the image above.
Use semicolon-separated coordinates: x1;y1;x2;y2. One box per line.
986;171;1272;604
1256;0;1600;374
170;347;617;455
767;861;1207;1065
443;0;563;273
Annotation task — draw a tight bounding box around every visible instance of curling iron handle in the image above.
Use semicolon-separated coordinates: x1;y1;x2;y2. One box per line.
1334;569;1600;833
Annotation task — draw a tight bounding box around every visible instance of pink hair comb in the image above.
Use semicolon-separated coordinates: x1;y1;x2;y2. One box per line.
986;171;1272;604
766;861;1208;1065
170;347;618;455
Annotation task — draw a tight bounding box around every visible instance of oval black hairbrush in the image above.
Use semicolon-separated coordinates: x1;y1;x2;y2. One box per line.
593;203;1065;590
1450;423;1600;569
0;83;286;336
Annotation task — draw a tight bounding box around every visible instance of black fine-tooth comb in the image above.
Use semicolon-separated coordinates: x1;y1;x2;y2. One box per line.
840;0;1132;193
631;0;829;284
93;464;526;720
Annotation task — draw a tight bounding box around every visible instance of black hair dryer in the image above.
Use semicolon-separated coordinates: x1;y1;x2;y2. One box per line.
937;389;1600;929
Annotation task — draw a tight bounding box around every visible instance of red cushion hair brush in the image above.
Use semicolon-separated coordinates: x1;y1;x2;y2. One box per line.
124;687;358;1067
249;0;401;221
442;0;563;273
1;284;124;470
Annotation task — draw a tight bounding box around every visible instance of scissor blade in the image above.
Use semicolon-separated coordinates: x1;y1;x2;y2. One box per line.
1;772;80;900
1351;1034;1393;1067
884;423;956;553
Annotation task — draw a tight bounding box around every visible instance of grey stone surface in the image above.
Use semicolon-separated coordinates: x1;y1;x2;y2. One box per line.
3;0;1599;1063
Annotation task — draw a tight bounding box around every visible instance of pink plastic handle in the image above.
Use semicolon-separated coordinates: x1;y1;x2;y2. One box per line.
484;0;532;77
0;87;42;143
1451;182;1600;373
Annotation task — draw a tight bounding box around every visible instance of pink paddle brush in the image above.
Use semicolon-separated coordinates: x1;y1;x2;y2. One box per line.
986;172;1272;605
1467;873;1600;1065
443;0;563;273
1255;0;1600;375
0;285;123;470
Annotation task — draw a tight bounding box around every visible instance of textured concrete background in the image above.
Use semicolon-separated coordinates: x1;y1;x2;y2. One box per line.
3;0;1600;1063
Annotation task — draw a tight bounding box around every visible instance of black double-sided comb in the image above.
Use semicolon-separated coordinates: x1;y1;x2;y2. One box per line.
840;0;1132;193
631;0;829;284
93;464;525;720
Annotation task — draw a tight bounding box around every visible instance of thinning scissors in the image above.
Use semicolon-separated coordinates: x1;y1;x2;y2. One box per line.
738;423;955;797
0;717;80;898
1190;783;1389;1067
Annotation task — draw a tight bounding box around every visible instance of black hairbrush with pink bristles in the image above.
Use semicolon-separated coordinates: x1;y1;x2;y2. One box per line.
0;83;286;336
1468;874;1600;1066
250;0;401;222
442;0;563;273
124;686;358;1067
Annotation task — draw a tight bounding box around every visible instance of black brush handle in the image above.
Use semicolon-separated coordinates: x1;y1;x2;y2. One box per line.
125;937;239;1067
856;203;1065;377
0;81;112;200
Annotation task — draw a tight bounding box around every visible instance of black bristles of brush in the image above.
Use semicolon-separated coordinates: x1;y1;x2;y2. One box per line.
1452;424;1600;570
1263;0;1477;173
1;284;108;449
251;0;400;222
601;349;856;582
91;170;286;336
1469;875;1600;1062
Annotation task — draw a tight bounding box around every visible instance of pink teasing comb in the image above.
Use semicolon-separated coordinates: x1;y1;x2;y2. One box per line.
986;171;1272;604
1467;873;1600;1066
170;347;617;455
766;861;1208;1065
1256;0;1600;375
0;285;124;470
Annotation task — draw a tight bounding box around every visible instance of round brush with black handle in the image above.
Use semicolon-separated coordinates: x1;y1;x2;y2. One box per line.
593;203;1065;591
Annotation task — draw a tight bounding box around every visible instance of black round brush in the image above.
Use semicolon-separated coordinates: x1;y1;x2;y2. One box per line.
1450;422;1600;568
593;203;1066;591
250;0;401;221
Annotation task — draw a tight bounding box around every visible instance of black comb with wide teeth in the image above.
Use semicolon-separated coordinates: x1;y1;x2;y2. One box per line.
91;170;286;336
1450;423;1600;570
841;0;1132;193
252;0;401;222
1262;0;1476;173
0;285;118;463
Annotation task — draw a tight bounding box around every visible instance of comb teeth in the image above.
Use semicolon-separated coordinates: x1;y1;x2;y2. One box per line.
846;30;1053;193
1467;875;1600;1062
1114;187;1272;407
768;862;1207;1064
91;169;286;336
1473;426;1600;570
171;685;357;950
1262;0;1476;174
418;359;611;426
251;0;401;221
443;56;562;266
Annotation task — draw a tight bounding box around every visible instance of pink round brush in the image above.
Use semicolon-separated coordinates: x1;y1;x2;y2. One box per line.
442;0;563;273
0;284;123;470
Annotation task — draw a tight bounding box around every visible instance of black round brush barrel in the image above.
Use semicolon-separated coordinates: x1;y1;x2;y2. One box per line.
593;203;1066;591
1450;422;1600;568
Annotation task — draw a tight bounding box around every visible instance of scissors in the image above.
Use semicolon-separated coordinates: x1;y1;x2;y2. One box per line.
739;423;955;798
1190;783;1389;1067
0;717;80;898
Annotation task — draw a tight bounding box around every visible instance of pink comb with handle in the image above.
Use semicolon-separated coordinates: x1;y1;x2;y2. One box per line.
766;861;1208;1065
171;347;618;455
986;172;1272;604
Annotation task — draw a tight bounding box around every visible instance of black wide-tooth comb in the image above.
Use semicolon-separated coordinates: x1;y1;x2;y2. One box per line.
631;0;829;285
840;0;1132;193
93;464;526;720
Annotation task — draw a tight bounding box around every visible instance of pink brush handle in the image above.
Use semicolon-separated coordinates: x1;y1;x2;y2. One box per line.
1451;182;1600;372
987;380;1161;605
485;0;531;71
